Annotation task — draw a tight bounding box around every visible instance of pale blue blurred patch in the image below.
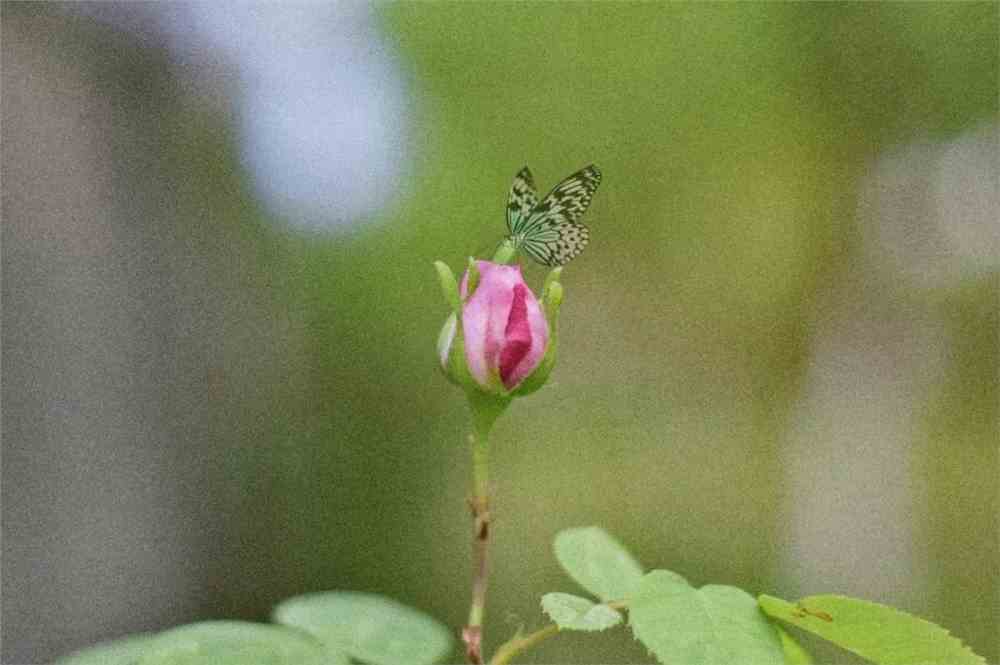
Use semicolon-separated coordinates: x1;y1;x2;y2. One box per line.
80;2;410;231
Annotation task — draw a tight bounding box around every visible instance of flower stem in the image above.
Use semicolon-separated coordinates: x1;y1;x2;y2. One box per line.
488;601;626;665
488;624;560;665
472;429;489;508
463;422;492;663
461;392;509;664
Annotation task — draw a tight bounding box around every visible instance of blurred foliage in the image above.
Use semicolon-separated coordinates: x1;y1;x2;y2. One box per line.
242;4;995;662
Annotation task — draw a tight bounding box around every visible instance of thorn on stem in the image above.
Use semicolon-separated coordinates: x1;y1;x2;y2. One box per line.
462;625;483;664
467;496;491;539
476;513;490;540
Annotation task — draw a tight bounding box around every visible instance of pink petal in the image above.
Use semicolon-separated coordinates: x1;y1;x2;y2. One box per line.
459;261;548;390
499;284;532;389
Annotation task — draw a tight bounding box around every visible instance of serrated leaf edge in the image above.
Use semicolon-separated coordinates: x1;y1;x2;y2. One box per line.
540;592;623;632
758;593;987;665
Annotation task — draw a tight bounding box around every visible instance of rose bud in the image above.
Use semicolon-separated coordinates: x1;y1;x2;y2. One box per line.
436;260;562;397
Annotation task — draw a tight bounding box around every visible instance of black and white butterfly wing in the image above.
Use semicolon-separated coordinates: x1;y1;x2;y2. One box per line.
506;166;539;236
518;164;601;266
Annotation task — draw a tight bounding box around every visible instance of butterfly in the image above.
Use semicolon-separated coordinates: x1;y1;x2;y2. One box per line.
505;164;602;266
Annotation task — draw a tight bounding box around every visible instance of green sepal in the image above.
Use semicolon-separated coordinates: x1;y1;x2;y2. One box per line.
435;260;479;393
436;313;460;387
465;257;480;300
543;280;564;321
543;267;563;299
492;238;518;265
439;313;479;392
511;269;564;396
434;261;462;316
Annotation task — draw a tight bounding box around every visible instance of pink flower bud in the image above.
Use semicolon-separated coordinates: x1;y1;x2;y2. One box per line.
439;261;549;392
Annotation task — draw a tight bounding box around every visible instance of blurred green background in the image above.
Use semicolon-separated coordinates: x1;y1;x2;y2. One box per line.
3;3;997;664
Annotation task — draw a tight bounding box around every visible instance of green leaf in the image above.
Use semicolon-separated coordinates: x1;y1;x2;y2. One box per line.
54;633;156;665
628;571;785;665
776;626;814;665
553;526;644;601
136;621;333;665
541;592;623;632
273;591;453;665
758;594;987;665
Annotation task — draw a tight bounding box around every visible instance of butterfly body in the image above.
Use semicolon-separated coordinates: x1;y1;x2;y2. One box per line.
505;164;602;266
